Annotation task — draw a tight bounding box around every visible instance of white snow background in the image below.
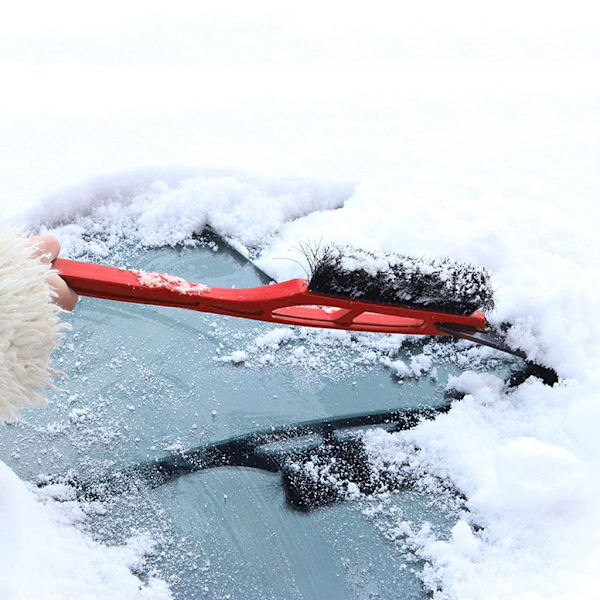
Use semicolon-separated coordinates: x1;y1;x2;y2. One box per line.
1;1;600;598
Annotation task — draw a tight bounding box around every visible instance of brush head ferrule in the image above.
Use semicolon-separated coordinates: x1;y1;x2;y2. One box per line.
307;246;494;315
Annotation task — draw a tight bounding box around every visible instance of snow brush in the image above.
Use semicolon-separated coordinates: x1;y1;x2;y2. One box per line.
53;245;527;361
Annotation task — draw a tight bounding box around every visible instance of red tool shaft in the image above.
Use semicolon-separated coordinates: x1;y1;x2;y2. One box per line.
54;258;486;336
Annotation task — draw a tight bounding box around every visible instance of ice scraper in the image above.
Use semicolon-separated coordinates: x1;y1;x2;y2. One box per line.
52;245;552;376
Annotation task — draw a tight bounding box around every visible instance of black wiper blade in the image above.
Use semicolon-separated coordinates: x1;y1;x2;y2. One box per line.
68;405;451;510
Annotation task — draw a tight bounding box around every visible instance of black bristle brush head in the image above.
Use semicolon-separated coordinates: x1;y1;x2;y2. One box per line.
306;245;494;316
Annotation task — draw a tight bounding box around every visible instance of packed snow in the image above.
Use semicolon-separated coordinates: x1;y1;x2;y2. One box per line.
1;1;600;599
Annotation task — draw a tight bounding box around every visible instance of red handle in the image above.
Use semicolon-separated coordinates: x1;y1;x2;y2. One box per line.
54;258;486;336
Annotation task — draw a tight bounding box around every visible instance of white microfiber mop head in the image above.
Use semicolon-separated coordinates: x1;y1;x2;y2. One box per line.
0;232;65;422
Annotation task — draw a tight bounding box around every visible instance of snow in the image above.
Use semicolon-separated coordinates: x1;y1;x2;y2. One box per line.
363;375;600;599
0;462;171;600
216;350;248;365
252;327;294;350
380;352;434;379
136;269;210;294
1;1;600;599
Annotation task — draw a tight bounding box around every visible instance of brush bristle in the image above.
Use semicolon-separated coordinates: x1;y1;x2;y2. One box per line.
307;245;494;315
